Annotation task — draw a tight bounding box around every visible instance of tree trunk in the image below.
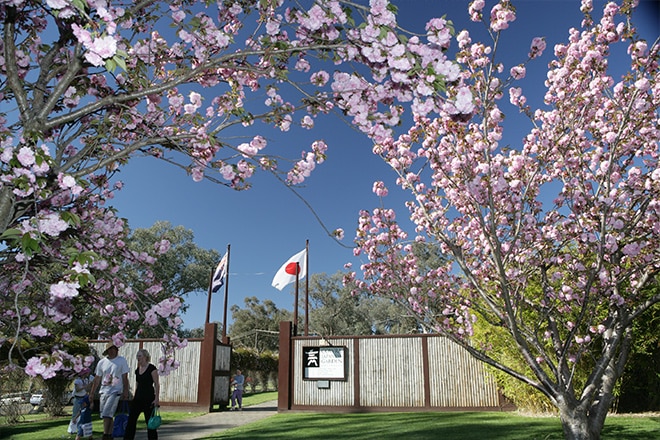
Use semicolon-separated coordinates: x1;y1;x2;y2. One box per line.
558;397;611;440
559;404;594;440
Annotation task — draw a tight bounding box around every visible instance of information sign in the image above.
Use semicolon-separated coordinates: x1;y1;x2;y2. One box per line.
302;346;347;380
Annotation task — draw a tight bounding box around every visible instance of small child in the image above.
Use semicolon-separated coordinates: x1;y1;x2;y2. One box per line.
230;369;245;410
74;395;93;440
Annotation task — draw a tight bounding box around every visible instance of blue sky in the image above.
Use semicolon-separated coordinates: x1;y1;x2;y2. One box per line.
110;1;659;331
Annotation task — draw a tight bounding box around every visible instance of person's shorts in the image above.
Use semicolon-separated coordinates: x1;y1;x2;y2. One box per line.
99;393;120;418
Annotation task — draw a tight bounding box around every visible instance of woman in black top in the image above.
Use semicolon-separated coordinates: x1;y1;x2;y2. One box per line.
123;349;160;440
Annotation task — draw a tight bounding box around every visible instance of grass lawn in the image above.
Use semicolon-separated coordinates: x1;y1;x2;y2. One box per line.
200;410;660;440
238;391;278;406
0;392;274;440
3;392;659;440
0;403;204;440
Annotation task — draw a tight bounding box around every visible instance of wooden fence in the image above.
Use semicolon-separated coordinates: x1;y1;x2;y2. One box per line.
90;339;201;404
90;323;231;410
278;321;506;412
90;322;506;413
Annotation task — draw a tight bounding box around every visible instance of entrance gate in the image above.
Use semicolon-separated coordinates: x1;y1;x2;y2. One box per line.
198;322;232;411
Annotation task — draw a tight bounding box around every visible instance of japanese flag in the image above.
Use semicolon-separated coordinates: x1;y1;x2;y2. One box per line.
271;249;307;290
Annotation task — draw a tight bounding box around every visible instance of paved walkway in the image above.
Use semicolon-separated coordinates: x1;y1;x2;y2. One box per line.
132;401;277;440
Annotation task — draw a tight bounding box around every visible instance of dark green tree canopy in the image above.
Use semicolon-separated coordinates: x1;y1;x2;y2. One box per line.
229;297;292;352
124;221;221;337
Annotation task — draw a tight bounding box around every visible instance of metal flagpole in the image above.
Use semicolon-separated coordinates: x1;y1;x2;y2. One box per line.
304;239;309;336
205;269;213;325
293;263;299;336
221;244;231;342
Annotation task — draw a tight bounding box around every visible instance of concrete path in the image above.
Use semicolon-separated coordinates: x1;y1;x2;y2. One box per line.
132;401;277;440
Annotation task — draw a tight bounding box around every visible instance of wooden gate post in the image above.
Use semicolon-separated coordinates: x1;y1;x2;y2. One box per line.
197;322;217;410
277;321;292;411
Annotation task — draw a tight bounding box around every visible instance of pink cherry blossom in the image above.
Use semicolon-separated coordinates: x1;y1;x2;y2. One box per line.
490;2;516;32
311;70;330;86
2;3;657;430
469;0;486;21
38;213;69;236
372;181;388;197
154;239;171;254
16;147;35;167
49;281;80;299
510;64;526;79
237;142;258;157
28;325;49;337
529;37;546;59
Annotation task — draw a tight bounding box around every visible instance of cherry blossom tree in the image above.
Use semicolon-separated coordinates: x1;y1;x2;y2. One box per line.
350;1;659;439
0;0;460;380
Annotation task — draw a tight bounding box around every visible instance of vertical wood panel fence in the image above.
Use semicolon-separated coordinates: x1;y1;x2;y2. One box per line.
278;321;506;412
89;322;231;410
90;321;507;413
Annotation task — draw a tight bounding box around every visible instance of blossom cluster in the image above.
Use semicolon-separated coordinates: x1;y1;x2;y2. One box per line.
0;144;186;377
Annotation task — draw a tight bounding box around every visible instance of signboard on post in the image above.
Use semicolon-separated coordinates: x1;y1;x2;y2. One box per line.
302;346;347;380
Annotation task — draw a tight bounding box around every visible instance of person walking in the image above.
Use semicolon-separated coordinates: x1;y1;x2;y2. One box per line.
74;394;94;440
123;349;160;440
68;368;93;435
89;342;130;440
230;369;245;411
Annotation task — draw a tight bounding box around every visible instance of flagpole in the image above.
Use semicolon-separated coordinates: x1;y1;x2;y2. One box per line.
304;239;309;336
293;263;299;336
205;268;213;325
221;244;231;342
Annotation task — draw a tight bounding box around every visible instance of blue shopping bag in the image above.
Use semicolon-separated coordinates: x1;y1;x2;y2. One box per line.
112;400;129;438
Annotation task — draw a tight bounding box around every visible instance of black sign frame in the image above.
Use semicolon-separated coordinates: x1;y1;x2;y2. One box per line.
302;346;347;380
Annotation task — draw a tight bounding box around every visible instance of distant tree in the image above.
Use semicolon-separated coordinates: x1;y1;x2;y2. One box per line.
365;298;423;335
307;272;374;336
127;222;220;299
228;297;291;352
124;221;220;337
179;327;205;339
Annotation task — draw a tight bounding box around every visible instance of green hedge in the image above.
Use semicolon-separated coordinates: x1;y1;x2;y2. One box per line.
231;347;278;392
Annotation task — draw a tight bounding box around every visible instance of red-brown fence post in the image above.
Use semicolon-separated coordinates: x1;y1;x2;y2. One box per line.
197;322;217;410
277;321;292;411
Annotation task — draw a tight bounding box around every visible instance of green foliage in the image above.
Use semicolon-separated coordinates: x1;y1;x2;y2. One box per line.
361;297;421;334
255;352;278;392
128;221;221;297
308;272;375;336
470;283;660;414
0;367;31;424
471;318;556;413
617;294;660;412
180;327;205;338
0;365;30;395
123;221;221;337
231;347;259;372
231;347;278;392
470;295;615;414
309;271;426;336
229;297;291;352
